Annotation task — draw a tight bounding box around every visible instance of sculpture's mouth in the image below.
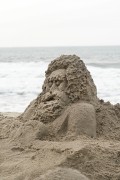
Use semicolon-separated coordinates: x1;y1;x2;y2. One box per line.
42;91;68;104
44;94;56;102
46;95;55;101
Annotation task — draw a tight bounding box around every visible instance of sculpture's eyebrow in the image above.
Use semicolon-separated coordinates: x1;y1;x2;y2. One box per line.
48;74;66;81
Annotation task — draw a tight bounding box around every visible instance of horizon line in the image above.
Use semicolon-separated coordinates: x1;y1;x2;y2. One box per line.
0;45;120;48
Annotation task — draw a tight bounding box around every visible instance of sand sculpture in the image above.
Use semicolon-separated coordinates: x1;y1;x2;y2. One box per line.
15;54;120;142
20;55;97;140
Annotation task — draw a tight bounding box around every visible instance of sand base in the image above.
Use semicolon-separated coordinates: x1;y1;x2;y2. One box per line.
0;113;120;180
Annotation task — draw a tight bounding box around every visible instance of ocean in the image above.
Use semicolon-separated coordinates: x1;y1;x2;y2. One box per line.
0;46;120;112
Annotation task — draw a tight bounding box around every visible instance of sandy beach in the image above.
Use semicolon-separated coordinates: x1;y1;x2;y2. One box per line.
0;112;120;180
0;55;120;180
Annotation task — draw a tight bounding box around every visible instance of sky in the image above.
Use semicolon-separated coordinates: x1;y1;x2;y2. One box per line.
0;0;120;47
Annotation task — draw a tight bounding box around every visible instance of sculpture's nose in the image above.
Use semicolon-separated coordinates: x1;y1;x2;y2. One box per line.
50;82;57;92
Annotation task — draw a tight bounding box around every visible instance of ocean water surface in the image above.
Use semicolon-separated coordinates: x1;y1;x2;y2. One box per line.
0;46;120;112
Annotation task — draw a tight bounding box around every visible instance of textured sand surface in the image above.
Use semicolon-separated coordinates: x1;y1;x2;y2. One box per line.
0;127;120;180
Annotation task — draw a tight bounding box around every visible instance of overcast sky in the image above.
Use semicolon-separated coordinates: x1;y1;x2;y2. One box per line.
0;0;120;47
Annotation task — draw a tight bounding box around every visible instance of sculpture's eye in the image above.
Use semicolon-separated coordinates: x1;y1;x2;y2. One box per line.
55;80;61;86
48;81;53;87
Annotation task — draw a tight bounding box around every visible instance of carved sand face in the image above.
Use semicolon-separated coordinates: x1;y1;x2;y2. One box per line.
42;69;68;103
35;69;69;123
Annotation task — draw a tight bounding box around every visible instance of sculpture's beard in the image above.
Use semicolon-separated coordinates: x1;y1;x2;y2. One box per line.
33;91;69;124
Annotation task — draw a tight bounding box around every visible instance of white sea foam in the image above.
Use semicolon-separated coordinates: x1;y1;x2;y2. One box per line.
0;61;49;112
88;66;120;104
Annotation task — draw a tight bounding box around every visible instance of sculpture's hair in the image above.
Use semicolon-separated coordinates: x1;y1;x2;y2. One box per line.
45;55;97;103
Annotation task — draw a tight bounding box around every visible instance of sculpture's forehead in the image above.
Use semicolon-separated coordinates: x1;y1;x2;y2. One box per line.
48;69;66;79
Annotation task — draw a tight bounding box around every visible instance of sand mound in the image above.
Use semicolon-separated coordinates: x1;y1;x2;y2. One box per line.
0;137;119;180
96;101;120;140
0;55;120;180
60;143;120;179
